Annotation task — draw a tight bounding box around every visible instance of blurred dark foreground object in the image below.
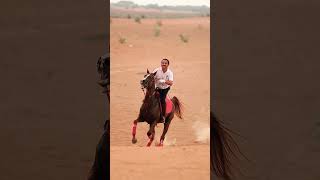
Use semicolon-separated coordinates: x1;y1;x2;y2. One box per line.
87;53;110;180
211;111;245;180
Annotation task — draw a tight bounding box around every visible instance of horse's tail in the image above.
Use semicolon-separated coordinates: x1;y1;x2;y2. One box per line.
171;96;183;119
211;111;243;180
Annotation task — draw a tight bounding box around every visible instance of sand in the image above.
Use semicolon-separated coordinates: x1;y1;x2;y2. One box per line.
110;17;210;180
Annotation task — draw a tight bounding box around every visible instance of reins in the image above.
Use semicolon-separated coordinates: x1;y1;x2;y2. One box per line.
141;87;146;96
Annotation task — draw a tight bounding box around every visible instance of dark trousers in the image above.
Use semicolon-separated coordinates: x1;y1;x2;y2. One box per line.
157;87;170;117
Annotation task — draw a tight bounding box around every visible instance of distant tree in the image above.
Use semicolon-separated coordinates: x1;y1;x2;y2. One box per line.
134;17;141;23
145;4;159;9
115;1;136;9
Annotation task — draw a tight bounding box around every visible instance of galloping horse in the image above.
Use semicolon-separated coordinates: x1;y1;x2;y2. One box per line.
131;69;183;146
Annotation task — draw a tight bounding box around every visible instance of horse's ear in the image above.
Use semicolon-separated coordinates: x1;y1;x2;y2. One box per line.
147;69;150;74
153;71;157;76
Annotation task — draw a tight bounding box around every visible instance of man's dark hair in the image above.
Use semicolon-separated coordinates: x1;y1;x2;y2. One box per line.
162;58;170;65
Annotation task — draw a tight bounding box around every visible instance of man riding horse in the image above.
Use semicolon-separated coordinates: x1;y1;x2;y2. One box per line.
133;59;182;146
152;58;173;123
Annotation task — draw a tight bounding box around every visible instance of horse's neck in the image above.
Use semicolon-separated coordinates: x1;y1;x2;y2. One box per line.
143;87;157;104
147;84;156;95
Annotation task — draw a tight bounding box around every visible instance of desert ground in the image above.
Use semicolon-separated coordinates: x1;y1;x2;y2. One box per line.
110;17;210;180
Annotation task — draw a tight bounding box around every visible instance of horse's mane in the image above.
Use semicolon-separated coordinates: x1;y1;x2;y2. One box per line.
211;112;245;180
97;53;110;79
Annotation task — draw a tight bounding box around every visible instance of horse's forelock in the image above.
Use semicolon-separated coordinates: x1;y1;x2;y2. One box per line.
147;74;155;88
143;73;151;80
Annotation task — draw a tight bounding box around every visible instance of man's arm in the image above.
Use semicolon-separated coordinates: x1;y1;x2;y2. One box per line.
165;71;173;86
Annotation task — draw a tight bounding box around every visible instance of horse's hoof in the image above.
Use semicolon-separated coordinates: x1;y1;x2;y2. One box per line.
156;143;163;147
132;138;137;144
156;140;164;147
146;141;152;147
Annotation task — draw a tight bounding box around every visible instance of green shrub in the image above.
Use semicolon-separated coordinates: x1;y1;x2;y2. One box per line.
179;34;189;43
119;36;126;44
134;17;141;23
154;26;161;37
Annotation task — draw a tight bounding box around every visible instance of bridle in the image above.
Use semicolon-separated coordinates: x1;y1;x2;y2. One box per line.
141;86;146;95
140;74;156;97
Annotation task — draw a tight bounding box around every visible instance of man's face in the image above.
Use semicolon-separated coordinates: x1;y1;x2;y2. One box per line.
161;60;169;69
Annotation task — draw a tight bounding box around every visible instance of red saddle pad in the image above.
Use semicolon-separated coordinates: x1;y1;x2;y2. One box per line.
165;97;173;114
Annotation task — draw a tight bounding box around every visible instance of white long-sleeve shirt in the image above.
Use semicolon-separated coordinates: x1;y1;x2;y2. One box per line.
152;67;174;89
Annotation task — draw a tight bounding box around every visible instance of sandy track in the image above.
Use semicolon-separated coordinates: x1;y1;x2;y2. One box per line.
111;145;209;180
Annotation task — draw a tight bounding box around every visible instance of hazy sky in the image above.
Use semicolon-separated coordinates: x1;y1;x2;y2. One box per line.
110;0;210;7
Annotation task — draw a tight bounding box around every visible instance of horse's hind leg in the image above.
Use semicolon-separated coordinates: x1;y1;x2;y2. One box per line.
132;120;138;144
158;116;173;146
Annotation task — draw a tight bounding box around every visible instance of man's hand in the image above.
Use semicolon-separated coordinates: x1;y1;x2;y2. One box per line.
158;79;173;86
159;79;165;83
165;80;173;86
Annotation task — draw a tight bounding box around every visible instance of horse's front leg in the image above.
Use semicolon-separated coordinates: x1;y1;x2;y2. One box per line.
146;121;157;147
132;120;138;144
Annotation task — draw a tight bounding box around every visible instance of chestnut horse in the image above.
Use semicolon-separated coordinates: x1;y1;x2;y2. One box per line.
131;69;183;146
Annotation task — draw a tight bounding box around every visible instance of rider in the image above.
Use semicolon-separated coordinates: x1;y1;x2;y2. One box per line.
152;58;174;122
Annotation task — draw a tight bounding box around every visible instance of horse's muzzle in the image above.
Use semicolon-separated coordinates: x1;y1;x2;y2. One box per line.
140;80;145;88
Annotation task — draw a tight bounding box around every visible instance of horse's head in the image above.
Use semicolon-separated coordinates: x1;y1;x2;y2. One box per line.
97;53;110;99
97;53;110;80
140;69;157;90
